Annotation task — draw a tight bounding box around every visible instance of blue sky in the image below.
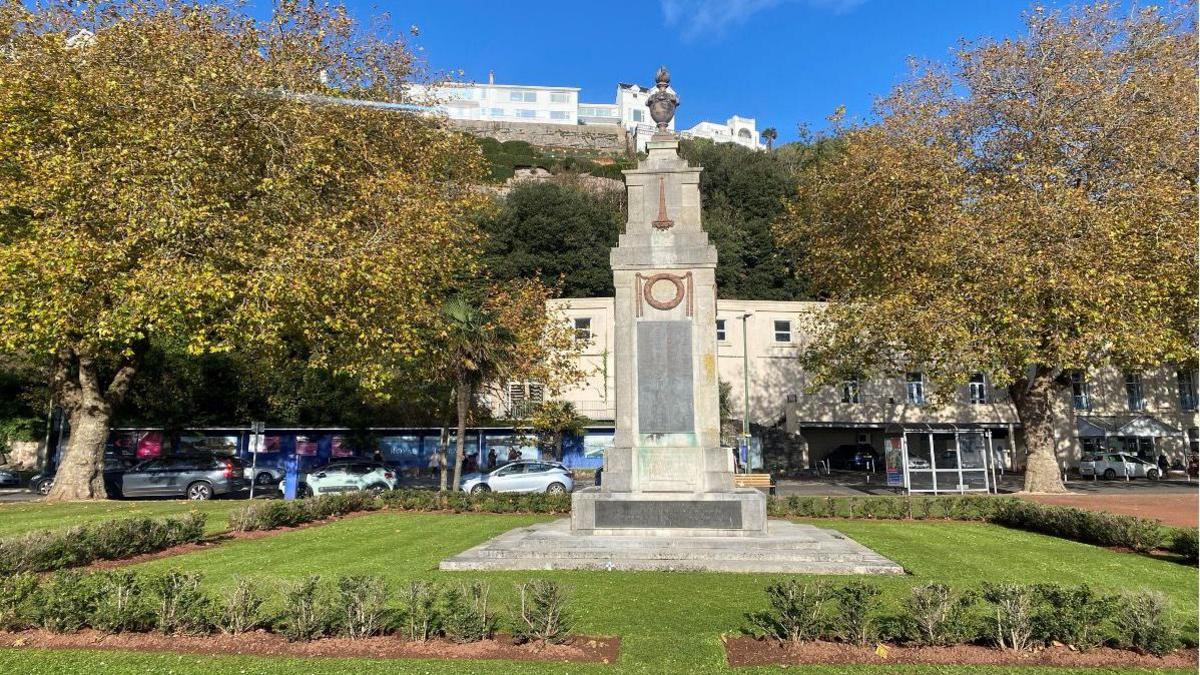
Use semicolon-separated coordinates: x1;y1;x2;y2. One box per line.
258;1;1062;143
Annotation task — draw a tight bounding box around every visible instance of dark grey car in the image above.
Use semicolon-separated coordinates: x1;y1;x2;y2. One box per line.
121;454;250;500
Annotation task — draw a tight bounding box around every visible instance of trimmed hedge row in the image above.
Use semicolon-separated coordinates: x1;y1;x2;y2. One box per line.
227;492;380;532
376;489;571;514
767;495;1003;521
987;500;1167;553
0;512;206;575
0;568;573;645
746;579;1183;656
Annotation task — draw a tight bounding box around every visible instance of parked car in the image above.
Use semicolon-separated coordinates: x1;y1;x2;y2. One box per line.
30;453;136;497
0;468;19;488
907;456;932;470
285;460;398;498
460;460;573;495
122;453;251;500
244;464;284;487
1079;453;1161;480
825;444;882;472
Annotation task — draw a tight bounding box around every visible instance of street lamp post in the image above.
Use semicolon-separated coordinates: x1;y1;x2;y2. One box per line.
740;312;753;472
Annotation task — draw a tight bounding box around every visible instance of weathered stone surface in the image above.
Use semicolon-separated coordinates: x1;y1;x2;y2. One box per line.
448;119;630;152
439;518;905;574
636;321;694;434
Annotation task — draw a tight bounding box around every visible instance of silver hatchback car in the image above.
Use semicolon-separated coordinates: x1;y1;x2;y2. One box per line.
460;460;573;495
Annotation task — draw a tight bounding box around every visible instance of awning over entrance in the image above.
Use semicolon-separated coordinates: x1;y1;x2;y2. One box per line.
1076;415;1182;439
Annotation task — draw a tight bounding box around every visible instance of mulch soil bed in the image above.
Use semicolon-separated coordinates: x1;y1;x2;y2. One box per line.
1;629;619;664
1021;493;1199;528
724;637;1197;669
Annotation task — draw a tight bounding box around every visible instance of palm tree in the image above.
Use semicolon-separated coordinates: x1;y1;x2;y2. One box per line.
761;127;778;151
438;296;515;491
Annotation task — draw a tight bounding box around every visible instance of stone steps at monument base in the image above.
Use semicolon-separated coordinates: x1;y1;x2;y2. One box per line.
451;547;889;563
439;556;904;574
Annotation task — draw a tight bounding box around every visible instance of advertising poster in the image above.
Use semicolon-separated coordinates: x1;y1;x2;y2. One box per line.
884;436;904;487
330;435;354;458
380;435;422;468
136;431;164;459
180;435;238;456
295;435;318;456
260;435;282;454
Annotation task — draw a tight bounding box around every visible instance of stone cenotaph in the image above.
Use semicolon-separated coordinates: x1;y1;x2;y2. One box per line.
440;69;902;574
569;66;766;535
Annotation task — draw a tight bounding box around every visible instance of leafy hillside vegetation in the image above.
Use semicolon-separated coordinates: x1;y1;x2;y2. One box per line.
479;137;837;302
476;137;633;182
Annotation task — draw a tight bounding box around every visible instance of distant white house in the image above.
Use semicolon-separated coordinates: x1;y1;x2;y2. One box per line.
414;72;763;152
680;115;764;151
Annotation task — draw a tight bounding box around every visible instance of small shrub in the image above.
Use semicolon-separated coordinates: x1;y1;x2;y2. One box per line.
1114;591;1178;656
1167;527;1198;563
1032;583;1116;651
0;572;39;631
336;575;390;639
980;583;1037;651
0;513;206;575
828;581;881;645
1106;515;1168;553
513;580;571;644
147;570;211;635
441;581;496;643
278;576;328;641
902;583;977;646
747;579;831;643
36;571;100;633
0;526;89;574
401;580;441;641
91;570;151;633
214;577;267;635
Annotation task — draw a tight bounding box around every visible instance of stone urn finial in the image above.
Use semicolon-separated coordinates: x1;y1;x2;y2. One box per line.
646;65;679;135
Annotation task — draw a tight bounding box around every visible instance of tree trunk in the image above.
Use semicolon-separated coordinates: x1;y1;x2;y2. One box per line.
1009;367;1068;494
437;427;449;492
451;383;470;491
46;404;111;501
45;347;141;501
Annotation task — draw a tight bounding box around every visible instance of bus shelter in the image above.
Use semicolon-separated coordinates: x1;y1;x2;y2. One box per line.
882;423;997;494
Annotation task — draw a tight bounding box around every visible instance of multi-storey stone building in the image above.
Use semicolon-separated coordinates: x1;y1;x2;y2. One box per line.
528;298;1198;472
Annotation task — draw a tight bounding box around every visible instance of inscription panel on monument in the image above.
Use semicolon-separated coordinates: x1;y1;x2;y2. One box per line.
636;321;694;434
594;500;743;529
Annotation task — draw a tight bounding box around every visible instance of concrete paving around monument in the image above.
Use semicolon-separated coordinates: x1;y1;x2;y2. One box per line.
438;518;904;574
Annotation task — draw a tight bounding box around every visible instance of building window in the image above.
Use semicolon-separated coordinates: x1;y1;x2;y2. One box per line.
488;108;505;117
549;110;569;120
968;373;987;405
1070;370;1090;410
1125;372;1144;411
715;319;727;342
507;382;544;416
550;92;569;103
773;320;791;343
1178;370;1198;411
632;109;643;122
906;372;925;405
517;109;536;119
508;90;536;102
573;317;592;343
841;376;860;404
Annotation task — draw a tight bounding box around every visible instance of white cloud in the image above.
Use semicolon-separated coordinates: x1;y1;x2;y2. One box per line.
661;0;865;40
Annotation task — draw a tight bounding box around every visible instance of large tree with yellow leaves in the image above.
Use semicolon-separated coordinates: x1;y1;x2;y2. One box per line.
777;2;1197;493
0;0;487;499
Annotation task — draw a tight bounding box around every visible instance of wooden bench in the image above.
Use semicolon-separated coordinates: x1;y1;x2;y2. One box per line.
733;473;775;495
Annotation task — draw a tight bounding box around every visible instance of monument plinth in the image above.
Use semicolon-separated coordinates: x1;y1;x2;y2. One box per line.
569;67;766;536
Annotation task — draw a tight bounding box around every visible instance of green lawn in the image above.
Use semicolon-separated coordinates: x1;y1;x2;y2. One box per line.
0;511;1195;674
0;499;246;536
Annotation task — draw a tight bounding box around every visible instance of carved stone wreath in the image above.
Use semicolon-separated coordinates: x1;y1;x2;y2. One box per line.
636;272;693;317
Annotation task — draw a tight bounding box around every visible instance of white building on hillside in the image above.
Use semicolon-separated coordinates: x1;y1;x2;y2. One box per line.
415;73;760;152
681;115;764;150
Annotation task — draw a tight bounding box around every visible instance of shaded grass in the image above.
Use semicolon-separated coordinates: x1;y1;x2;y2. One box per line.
1;510;1195;673
0;499;245;537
